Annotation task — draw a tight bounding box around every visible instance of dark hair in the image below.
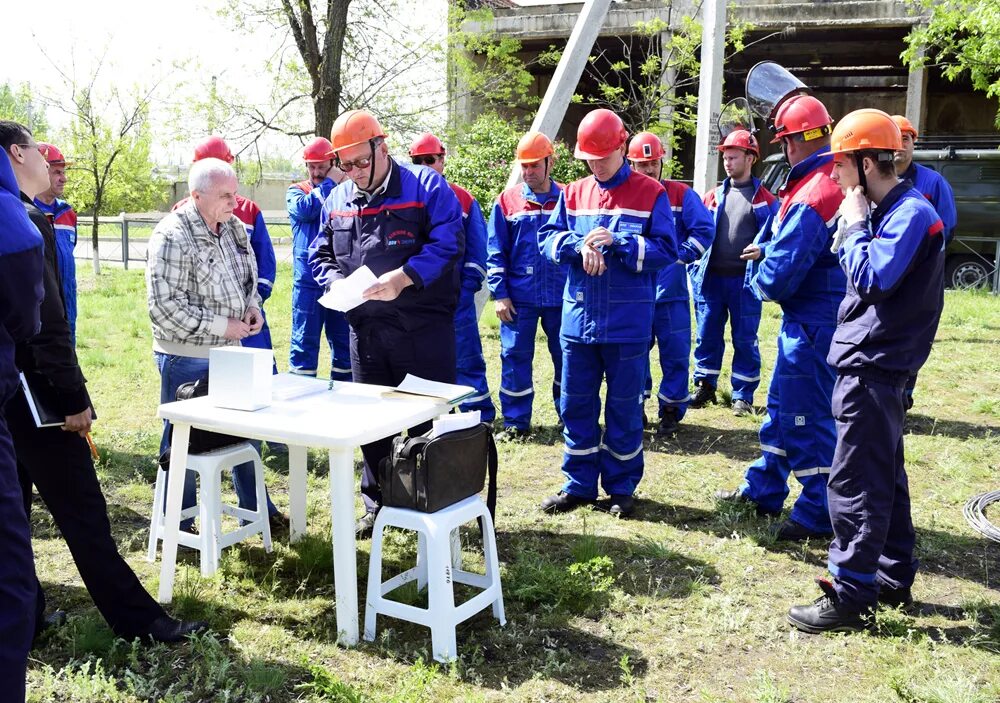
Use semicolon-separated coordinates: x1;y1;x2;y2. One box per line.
854;149;896;178
0;120;31;153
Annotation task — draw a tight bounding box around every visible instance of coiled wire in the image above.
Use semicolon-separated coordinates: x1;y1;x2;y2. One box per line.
964;490;1000;543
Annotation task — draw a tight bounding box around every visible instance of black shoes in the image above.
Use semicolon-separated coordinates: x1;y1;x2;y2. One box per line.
689;381;717;409
497;426;530;442
656;409;680;436
540;491;593;513
608;494;635;518
878;584;913;608
774;519;833;542
269;511;290;537
713;487;780;517
144;615;210;643
732;399;754;417
788;579;872;634
356;511;378;540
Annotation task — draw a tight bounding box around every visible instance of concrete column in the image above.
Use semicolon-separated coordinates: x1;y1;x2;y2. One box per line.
660;32;677;168
692;0;726;196
506;0;614;189
905;43;928;135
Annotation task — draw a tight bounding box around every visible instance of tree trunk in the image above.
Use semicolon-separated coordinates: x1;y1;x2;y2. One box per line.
90;213;100;276
315;0;352;138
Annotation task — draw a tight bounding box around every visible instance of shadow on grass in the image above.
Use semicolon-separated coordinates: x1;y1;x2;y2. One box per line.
914;525;1000;589
905;413;999;440
648;423;763;463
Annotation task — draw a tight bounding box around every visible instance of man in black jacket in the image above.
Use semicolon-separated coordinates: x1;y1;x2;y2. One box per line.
0;121;206;644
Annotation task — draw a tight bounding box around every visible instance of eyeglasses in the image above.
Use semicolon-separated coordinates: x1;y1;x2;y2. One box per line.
411;155;441;166
336;155;374;172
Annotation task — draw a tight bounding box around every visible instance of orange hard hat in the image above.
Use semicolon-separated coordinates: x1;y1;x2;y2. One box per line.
330;110;386;154
830;108;902;155
717;130;759;157
627;132;665;162
38;142;71;165
891;114;918;139
408;132;446;157
515;131;555;163
303;137;334;163
574;109;628;160
770;95;833;144
193;135;234;163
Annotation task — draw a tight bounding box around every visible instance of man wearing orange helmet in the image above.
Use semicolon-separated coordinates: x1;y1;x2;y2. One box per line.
33;143;79;342
486;131;566;437
714;94;846;542
692;130;778;416
539;109;677;518
310;110;464;537
409;132;495;423
286;137;352;381
626;131;714;434
788;109;945;633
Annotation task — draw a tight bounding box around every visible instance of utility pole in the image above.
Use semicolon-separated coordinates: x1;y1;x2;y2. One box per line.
692;0;726;196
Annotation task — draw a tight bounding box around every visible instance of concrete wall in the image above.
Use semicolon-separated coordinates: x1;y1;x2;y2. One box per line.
164;176;300;212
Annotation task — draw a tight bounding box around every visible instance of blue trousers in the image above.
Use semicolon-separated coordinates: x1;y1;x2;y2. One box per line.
560;340;647;499
455;290;495;422
0;409;36;703
740;320;836;533
155;353;277;530
644;299;692;419
289;281;352;381
828;373;917;609
498;305;562;431
692;273;762;403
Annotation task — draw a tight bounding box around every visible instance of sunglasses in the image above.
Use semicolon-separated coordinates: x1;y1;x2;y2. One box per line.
411;155;441;166
336;155;374;172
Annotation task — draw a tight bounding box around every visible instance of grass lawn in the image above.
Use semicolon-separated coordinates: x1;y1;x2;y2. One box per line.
27;264;1000;702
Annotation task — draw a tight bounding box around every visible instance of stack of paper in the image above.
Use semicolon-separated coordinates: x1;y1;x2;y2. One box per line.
271;373;330;401
429;411;481;438
383;374;476;404
318;265;379;312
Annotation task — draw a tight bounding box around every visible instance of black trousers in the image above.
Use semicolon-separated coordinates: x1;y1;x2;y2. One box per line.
351;318;456;512
7;390;166;640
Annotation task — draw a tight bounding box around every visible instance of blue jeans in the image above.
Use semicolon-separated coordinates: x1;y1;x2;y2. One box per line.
155;352;277;530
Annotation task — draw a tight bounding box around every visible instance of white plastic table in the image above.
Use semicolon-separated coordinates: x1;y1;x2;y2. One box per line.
156;381;453;646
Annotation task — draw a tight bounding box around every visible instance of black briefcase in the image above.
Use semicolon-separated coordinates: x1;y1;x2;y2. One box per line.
157;377;246;470
379;423;498;519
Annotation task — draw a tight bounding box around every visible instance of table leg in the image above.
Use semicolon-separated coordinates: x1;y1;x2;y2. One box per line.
288;445;308;544
157;423;190;604
329;446;359;646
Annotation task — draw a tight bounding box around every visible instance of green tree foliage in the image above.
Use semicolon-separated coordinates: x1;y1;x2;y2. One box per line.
445;111;587;207
0;83;49;138
904;1;1000;127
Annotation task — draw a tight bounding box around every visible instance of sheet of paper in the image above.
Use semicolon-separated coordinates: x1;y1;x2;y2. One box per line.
430;411;481;438
392;374;475;402
271;373;330;401
318;265;379;312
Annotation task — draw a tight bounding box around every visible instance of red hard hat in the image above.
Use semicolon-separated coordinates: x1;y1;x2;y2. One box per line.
409;132;446;157
627;132;665;162
574;109;628;160
303;137;334;163
515;131;555;164
38;143;70;165
770;95;833;144
330;110;386;154
717;130;760;157
193;135;234;163
891;115;918;139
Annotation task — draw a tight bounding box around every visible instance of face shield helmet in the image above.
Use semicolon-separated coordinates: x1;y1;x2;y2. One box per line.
745;61;811;132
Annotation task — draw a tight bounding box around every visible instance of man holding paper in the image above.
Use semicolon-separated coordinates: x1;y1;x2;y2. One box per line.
309;110;465;539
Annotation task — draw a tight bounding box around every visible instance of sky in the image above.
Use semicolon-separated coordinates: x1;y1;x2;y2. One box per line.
0;0;450;166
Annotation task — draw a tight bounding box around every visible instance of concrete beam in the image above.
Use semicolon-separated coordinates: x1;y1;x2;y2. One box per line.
693;0;726;196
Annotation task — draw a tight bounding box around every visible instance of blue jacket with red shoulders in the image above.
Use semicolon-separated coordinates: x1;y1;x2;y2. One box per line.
899;161;957;244
692;176;778;295
540;162;678;344
287;177;337;288
487;180;565;307
449;182;488;294
747;147;846;325
309;160;465;331
655;179;715;302
33;196;78;335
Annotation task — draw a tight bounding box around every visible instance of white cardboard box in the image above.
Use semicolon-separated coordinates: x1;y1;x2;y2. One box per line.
208;347;273;411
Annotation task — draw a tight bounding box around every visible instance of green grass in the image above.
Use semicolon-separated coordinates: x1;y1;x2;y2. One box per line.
27;268;1000;702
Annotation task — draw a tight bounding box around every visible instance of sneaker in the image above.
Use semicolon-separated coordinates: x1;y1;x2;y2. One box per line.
608;494;635;517
774;518;832;542
878;585;913;608
713;487;780;517
144;615;211;643
732;399;753;417
656;409;679;436
355;511;378;540
787;579;872;634
540;491;593;513
689;381;716;409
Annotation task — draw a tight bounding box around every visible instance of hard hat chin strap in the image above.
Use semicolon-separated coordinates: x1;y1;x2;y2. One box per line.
856;154;868;195
364;139;378;192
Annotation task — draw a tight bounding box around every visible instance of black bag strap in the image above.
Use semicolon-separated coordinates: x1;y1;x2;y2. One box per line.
484;424;498;521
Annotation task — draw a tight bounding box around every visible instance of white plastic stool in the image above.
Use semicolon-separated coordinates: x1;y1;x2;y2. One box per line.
364;495;505;662
146;443;272;576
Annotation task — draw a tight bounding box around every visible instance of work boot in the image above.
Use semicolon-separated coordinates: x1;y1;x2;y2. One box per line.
540;491;593;514
713;487;780;517
689;381;716;409
608;494;635;518
355;511;378;540
878;585;913;609
787;579;872;634
144;616;211;643
656;408;679;436
774;518;832;542
497;426;529;442
732;399;753;417
269;511;291;537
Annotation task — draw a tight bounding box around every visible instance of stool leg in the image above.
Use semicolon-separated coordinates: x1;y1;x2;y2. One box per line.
480;510;506;625
416;532;428;592
426;526;457;662
147;469;165;562
363;519;386;642
209;467;224;574
198;469;215;577
450;528;463;570
254;454;273;553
